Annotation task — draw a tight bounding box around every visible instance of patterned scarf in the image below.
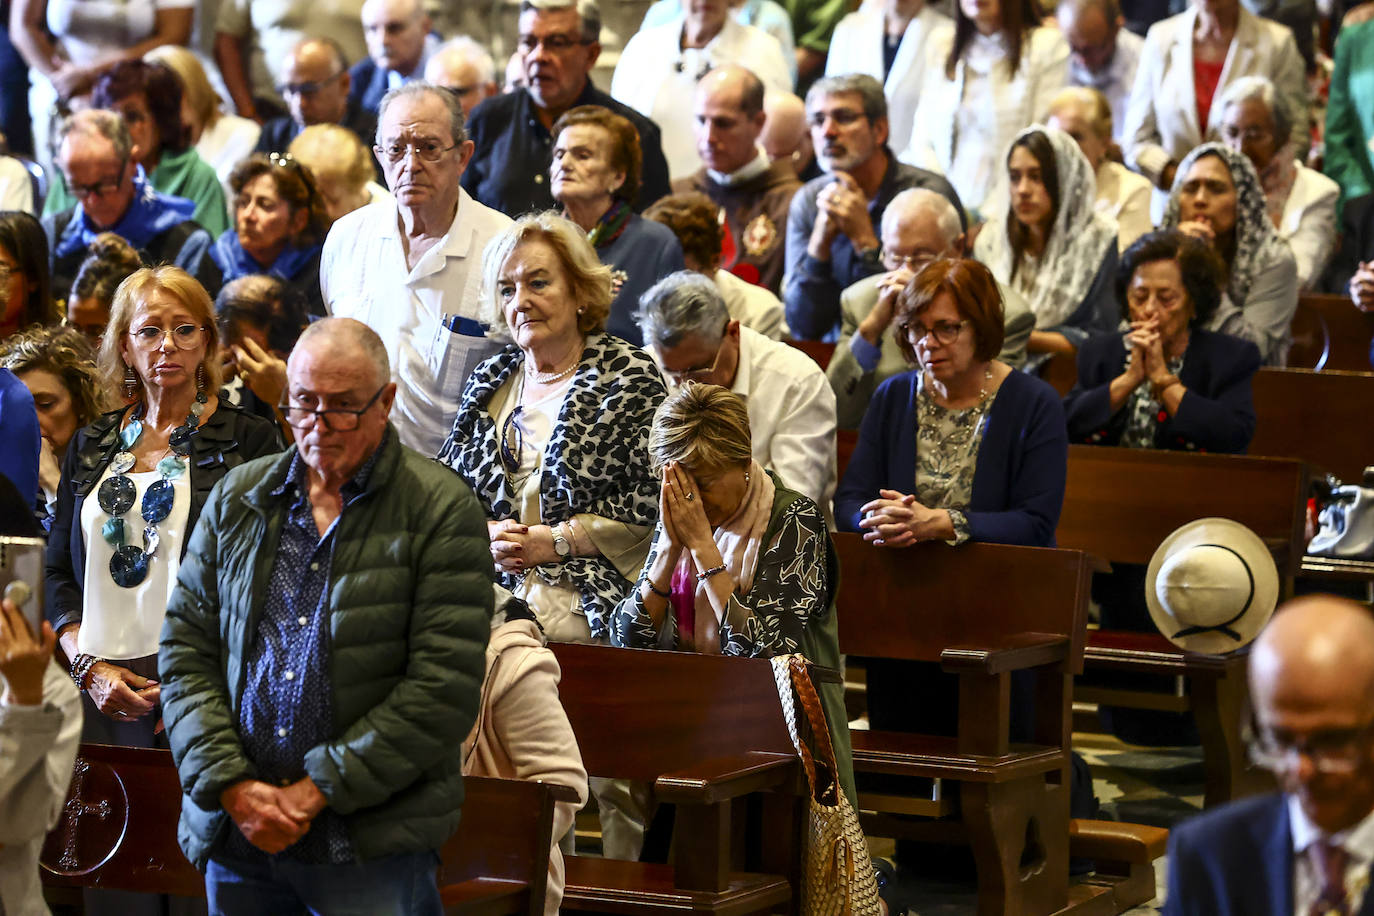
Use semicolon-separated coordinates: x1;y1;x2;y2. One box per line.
1162;143;1289;311
585;199;634;249
973;124;1119;331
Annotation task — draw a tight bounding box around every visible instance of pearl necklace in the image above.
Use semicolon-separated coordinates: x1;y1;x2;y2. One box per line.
524;359;578;385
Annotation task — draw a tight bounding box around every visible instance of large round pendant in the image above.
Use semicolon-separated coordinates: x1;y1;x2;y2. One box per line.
168;421;197;454
141;479;176;523
97;476;136;515
110;545;149;587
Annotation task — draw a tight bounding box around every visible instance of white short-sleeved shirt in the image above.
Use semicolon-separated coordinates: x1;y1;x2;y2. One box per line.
47;0;194;67
321;189;514;456
79;466;190;660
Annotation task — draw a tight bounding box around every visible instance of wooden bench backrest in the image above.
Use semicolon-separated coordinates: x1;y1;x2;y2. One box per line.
1058;445;1309;574
832;533;1092;674
1290;293;1374;372
437;775;558;910
41;744;203;897
1250;367;1374;483
549;644;793;781
785;338;836;370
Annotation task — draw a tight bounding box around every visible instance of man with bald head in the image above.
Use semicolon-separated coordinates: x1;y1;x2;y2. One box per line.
1057;0;1142;146
674;66;801;293
1164;595;1374;915
350;0;438;115
424;36;499;118
161;316;492;914
256;38;379;157
826;188;1033;428
761;91;818;182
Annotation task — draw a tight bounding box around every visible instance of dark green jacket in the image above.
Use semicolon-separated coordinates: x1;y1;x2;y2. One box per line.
159;427;494;869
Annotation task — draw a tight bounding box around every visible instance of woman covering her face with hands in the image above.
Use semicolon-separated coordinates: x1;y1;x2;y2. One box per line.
1161;143;1298;365
610;381;854;806
1064;229;1259;453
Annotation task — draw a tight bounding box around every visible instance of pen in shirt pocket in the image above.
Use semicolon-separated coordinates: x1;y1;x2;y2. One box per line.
442;313;487;337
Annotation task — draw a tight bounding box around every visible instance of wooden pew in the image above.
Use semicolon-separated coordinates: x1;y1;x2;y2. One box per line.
41;744;570;916
835;533;1165;916
1058;446;1310;806
1249;367;1374;484
785;338;836;370
550;643;802;916
1289;292;1374;371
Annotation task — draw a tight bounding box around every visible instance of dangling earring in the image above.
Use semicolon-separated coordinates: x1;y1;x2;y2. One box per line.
123;363;138;400
745;470;751;486
196;363;206;392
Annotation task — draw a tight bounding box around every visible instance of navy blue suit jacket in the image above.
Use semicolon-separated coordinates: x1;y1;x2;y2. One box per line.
347;57;390;115
1164;793;1374;916
1063;328;1260;454
834;368;1068;547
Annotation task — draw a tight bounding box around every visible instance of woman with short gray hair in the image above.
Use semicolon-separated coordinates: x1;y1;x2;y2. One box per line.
1216;76;1339;289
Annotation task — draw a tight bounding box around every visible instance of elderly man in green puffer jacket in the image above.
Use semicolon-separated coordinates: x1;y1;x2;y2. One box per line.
159;317;493;914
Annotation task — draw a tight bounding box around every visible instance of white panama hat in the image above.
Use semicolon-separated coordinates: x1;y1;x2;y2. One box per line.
1145;517;1280;655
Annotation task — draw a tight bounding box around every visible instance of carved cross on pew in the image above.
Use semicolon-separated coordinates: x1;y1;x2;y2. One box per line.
57;758;112;871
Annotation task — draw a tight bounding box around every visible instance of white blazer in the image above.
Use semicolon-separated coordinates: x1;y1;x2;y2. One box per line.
824;5;951;155
1279;162;1340;290
899;24;1070;216
1122;6;1307;187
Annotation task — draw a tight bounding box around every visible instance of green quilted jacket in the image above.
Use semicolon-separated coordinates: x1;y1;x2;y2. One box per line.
158;427;494;868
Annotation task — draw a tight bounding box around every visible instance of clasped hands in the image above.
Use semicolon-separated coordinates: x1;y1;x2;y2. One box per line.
488;520;559;572
859;490;954;547
655;461;717;561
1350;262;1374;313
1121;316;1178;393
221;777;327;854
812;172;878;254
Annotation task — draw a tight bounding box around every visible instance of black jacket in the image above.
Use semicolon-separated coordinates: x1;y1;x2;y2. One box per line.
44;402;283;636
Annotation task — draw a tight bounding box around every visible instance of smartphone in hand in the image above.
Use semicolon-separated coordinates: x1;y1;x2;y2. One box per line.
0;536;45;634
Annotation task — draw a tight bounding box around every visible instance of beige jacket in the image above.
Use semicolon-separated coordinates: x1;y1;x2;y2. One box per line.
462;618;588;916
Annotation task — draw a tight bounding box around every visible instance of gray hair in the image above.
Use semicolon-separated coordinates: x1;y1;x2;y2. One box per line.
377;81;468;144
519;0;601;43
883;188;962;245
433;35;496;84
637;271;731;350
56;109;133;166
1217;76;1292;146
805;73;887;124
292;317;391;388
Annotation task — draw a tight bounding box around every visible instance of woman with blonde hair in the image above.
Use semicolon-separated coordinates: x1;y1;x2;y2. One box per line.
44;265;281;749
288;124;391;222
611;381;854;805
144;45;260;192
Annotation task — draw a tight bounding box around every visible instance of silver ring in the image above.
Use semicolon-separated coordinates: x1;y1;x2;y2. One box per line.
115;711;128;717
685;493;695;501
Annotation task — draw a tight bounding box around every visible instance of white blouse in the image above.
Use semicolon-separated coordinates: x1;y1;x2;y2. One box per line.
78;466;190;660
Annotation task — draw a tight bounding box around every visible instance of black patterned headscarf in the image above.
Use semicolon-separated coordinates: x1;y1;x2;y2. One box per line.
1162;143;1287;311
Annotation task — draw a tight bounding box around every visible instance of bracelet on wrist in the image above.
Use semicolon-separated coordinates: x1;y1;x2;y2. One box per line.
646;580;671;599
70;653;100;691
696;564;728;583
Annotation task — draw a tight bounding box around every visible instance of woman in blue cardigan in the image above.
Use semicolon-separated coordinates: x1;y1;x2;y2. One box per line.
834;259;1068;550
834;257;1068;742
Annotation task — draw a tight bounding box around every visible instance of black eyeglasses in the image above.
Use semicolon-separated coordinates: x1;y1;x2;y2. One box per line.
500;407;524;473
278;385;385;431
69;159;128;199
516;32;590;54
277;72;344;96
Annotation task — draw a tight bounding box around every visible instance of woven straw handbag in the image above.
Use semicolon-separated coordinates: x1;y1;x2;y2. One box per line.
771;654;883;916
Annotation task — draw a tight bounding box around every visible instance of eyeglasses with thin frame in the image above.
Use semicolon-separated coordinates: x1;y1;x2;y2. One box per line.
517;31;590;54
882;248;942;272
70;160;129;200
500;407;524;473
278;71;344;97
278;385;386;431
128;324;207;351
1248;721;1374;776
374;138;459;163
901;319;969;347
1220;125;1272;145
807;107;866;129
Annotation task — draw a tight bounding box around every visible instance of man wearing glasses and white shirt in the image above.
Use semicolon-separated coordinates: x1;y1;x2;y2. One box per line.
321;82;512;455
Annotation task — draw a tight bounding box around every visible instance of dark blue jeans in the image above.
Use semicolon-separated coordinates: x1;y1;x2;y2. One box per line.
206;848;442;916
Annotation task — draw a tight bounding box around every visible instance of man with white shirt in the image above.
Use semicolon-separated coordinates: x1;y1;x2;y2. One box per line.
1057;0;1142;145
673;66;801;293
1164;594;1374;916
350;0;440;115
321;82;512;455
638;271;837;518
826;188;1033;428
